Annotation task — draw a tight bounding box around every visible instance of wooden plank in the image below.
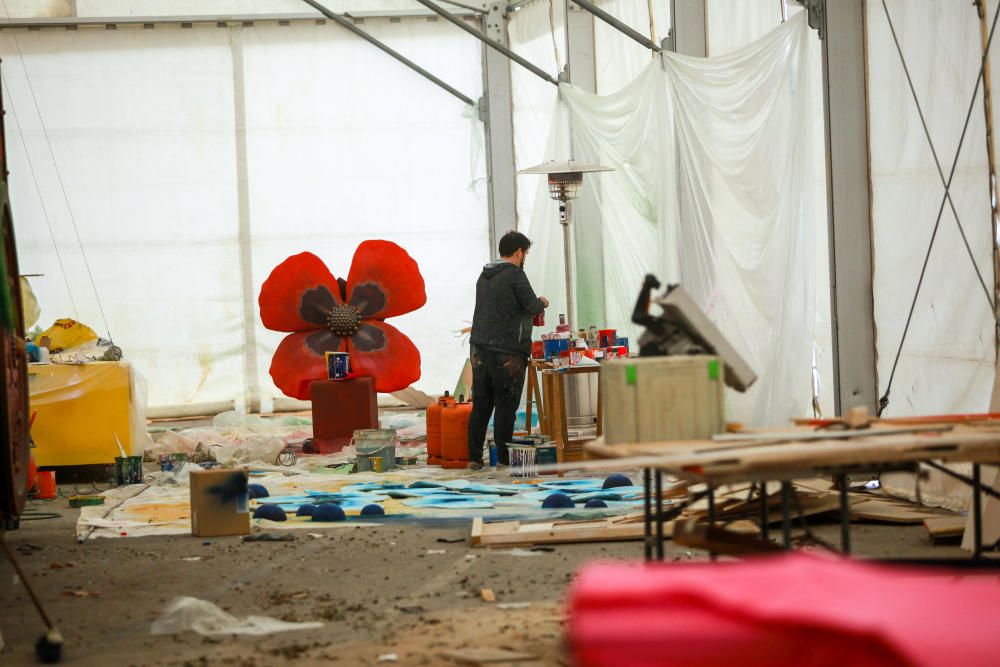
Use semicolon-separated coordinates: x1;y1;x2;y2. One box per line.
473;519;658;547
924;515;967;541
442;647;538;664
849;497;958;524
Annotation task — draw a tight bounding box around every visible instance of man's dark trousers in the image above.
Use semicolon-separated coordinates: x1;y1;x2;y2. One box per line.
467;345;527;466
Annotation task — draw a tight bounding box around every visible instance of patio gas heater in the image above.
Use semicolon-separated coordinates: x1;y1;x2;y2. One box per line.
519;160;613;332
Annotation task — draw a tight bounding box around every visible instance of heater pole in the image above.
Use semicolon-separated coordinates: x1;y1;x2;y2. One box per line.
561;200;575;331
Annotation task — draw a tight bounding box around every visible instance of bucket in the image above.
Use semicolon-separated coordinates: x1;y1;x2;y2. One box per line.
35;470;57;499
115;455;144;486
353;429;397;472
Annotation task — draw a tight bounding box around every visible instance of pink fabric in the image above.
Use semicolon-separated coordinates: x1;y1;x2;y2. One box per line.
568;553;1000;667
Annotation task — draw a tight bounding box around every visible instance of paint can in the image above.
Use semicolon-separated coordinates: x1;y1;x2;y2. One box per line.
370;456;384;473
533;311;545;327
115;455;144;486
325;351;351;380
35;470;57;499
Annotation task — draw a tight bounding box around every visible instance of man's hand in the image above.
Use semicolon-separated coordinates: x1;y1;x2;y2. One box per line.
539;296;550;308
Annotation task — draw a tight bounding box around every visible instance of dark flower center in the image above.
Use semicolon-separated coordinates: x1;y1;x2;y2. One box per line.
326;304;362;337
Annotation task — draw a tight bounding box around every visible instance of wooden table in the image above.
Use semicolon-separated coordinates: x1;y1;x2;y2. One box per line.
584;427;1000;561
525;361;602;463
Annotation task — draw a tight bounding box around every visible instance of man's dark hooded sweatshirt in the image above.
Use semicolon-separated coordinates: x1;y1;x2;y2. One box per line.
467;261;545;465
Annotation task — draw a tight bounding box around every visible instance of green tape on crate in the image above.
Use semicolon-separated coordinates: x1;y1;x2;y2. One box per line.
708;359;720;381
625;365;637;385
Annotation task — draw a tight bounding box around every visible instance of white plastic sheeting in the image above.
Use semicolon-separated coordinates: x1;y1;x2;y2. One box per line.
4;19;486;409
867;0;995;416
559;14;822;425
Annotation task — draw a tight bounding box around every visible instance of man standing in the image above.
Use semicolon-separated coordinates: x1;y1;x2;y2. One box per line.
467;231;549;469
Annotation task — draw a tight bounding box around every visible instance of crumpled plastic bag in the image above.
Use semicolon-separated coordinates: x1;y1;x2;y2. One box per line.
150;597;322;636
36;318;98;353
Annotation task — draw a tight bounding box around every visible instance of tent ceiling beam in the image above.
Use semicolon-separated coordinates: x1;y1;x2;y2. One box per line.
299;0;475;106
415;0;558;85
572;0;662;53
0;7;484;29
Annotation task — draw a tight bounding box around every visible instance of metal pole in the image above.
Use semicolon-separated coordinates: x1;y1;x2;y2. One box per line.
572;0;661;52
707;484;717;561
414;0;559;85
974;464;983;559
655;470;664;561
644;468;653;561
760;480;770;541
781;0;788;22
299;0;475;106
561;201;576;332
838;473;851;554
781;481;793;549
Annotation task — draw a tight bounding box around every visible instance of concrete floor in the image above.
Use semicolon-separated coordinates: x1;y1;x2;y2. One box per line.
0;492;970;666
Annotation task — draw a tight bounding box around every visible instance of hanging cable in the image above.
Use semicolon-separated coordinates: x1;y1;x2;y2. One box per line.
880;0;994;311
0;0;113;342
878;0;1000;416
0;75;78;319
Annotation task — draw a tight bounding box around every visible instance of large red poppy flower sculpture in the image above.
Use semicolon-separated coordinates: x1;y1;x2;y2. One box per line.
259;241;425;399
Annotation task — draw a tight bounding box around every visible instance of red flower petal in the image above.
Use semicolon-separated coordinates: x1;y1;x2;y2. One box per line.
269;330;346;400
346;321;421;393
346;240;426;319
259;252;342;332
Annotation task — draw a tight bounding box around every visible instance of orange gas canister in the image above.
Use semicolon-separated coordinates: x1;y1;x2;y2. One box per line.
426;391;455;466
440;397;473;469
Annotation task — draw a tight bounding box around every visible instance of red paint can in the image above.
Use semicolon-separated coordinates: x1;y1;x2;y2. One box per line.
35;470;57;500
533;311;545;327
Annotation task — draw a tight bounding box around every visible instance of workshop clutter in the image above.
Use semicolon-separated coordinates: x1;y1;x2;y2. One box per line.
535;314;629;366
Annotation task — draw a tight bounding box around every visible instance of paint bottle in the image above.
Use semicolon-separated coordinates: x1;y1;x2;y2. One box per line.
556;313;570;333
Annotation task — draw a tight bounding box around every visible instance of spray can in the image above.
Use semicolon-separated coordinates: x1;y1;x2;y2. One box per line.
488;443;498;467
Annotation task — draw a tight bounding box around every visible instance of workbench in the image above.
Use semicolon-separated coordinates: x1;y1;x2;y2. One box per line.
584;426;1000;562
525;360;602;463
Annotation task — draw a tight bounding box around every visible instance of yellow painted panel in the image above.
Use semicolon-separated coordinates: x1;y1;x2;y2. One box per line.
29;362;134;467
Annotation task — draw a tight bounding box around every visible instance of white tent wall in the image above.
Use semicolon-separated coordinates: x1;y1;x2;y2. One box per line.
3;25;246;409
508;0;670;332
509;0;569;330
6;18;487;411
867;0;995;417
562;14;822;426
241;19;487;411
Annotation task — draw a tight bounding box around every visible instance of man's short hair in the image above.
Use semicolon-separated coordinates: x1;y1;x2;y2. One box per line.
499;230;532;257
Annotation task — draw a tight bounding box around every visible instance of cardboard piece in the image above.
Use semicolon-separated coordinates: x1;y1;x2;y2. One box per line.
190;468;250;538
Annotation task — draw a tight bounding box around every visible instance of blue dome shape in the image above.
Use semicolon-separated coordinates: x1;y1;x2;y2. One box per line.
247;483;270;499
602;474;633;490
312;502;347;522
360;504;385;516
584;499;608;508
253;504;286;521
541;492;575;509
296;504;316;517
